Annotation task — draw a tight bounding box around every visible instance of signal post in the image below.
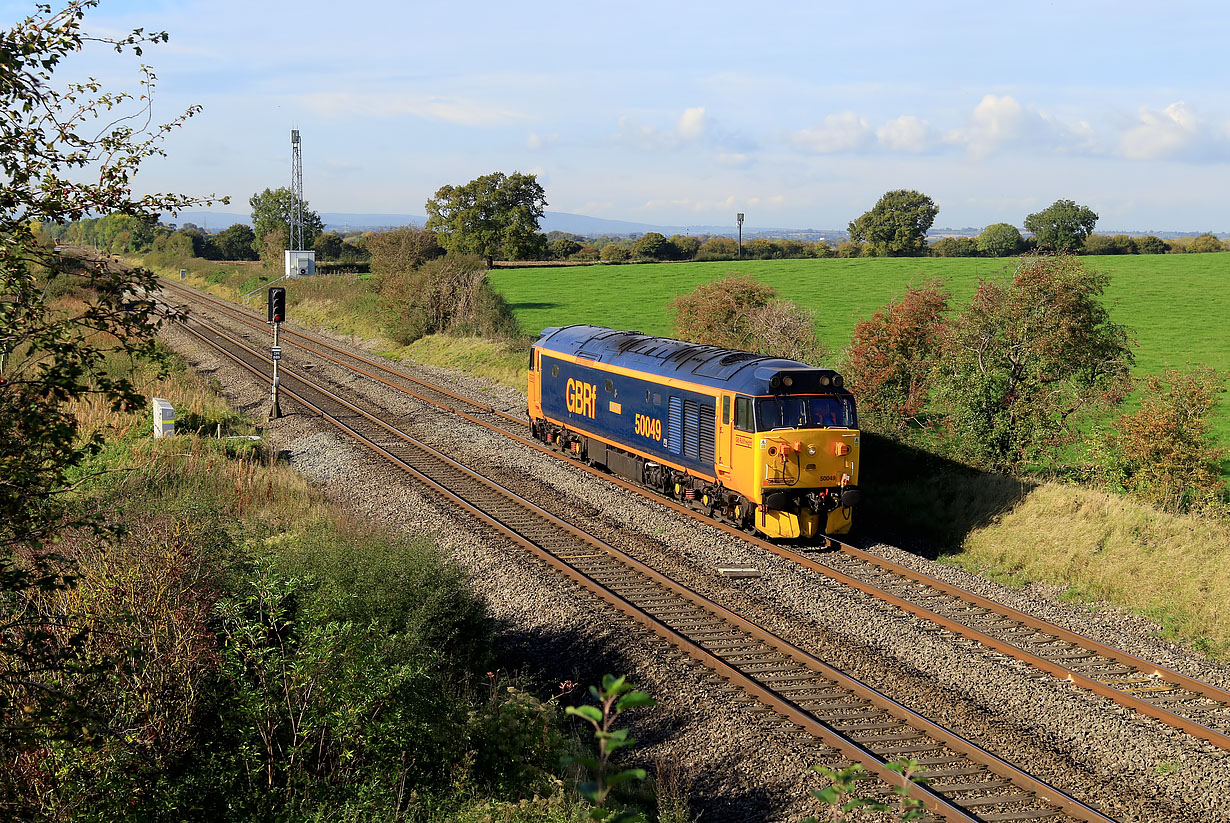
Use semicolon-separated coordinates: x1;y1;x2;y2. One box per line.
267;286;286;421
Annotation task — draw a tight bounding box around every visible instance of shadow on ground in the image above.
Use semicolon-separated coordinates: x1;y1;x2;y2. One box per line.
491;620;793;822
856;432;1038;558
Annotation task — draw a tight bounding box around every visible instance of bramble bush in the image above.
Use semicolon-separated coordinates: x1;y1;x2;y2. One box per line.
671;274;828;364
379;253;521;344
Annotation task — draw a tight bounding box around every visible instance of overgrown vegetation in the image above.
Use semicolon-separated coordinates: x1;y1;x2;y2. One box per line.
377;253;521;345
670;274;827;364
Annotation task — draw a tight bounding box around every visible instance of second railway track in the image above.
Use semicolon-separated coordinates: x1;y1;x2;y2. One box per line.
175;303;1123;823
160;278;1230;754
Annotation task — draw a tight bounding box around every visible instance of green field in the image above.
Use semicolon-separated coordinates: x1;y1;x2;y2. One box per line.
490;253;1230;444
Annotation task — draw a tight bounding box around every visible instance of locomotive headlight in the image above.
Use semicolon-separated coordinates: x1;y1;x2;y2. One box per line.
783;376;793;387
819;376;831;386
807;444;816;455
833;375;843;388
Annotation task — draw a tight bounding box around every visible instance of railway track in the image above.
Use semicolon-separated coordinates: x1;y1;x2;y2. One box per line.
174;306;1120;823
159;278;1230;755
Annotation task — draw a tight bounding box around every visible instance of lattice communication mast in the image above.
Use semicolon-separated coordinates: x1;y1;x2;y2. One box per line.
290;129;303;251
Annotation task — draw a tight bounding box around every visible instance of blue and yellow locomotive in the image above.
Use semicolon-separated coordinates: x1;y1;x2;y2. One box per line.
528;325;861;539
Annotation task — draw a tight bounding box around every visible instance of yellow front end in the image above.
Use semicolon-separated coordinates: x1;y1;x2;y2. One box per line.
753;428;860;538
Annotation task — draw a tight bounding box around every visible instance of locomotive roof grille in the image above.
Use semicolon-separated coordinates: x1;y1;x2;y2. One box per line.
535;324;850;397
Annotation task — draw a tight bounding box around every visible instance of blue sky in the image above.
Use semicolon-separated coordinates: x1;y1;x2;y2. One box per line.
8;0;1230;231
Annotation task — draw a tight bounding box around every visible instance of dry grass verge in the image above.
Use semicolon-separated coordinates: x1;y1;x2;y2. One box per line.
949;481;1230;657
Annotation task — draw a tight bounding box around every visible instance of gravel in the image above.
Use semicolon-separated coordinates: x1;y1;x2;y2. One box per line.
159;301;1230;822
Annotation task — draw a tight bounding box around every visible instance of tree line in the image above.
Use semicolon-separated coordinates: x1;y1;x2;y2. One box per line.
47;175;1227;269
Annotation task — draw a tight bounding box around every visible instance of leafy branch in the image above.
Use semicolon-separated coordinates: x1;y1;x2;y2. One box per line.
563;674;656;823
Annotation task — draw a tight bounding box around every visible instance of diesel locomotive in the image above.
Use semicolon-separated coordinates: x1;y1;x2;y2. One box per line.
528;325;861;539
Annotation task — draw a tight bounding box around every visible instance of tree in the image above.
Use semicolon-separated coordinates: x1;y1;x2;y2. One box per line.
213;223;258;260
425;171;547;266
1137;235;1168;254
1023;199;1098;252
847;190;938;256
932;256;1133;470
248;186;323;255
549;237;582;260
312;231;344;261
0;0;216;753
600;244;630;264
1186;233;1224;253
632;232;669;260
842;280;950;433
977;223;1024;257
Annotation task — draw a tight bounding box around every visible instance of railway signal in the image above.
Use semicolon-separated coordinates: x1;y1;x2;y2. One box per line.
267;287;287;420
267;286;286;323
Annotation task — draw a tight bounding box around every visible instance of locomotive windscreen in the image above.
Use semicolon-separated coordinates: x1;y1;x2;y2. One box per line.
755;395;857;431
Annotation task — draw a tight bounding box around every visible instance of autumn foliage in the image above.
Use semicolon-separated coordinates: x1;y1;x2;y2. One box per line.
842;279;949;432
931;255;1134;469
1102;367;1228;513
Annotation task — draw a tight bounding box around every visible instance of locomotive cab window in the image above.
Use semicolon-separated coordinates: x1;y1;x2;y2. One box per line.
722;396;731;425
733;396;753;432
755;395;857;430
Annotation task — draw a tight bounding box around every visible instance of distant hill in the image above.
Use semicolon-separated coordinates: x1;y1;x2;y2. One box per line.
163;211;1223;242
169;209;843;240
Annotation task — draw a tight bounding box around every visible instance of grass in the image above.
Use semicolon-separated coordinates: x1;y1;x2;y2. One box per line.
490;253;1230;445
139;253;1230;659
944;480;1230;657
41;339;600;820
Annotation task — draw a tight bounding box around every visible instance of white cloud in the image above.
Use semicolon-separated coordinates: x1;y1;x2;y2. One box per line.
615;106;710;150
947;94;1098;158
792;112;871;154
676;107;708;140
1120;102;1226;161
526;131;559;151
300;92;524;126
876;115;931;153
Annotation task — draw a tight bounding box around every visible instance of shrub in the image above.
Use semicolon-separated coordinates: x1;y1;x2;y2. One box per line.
600;244;630;264
671;274;826;363
695;236;736;261
931;256;1133;471
1083;233;1138;255
929;236;979;257
1136;235;1168;254
835;240;863;258
366;225;444;276
1185;233;1225;253
1099;367;1227;513
379;254;520;344
842;279;950;433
